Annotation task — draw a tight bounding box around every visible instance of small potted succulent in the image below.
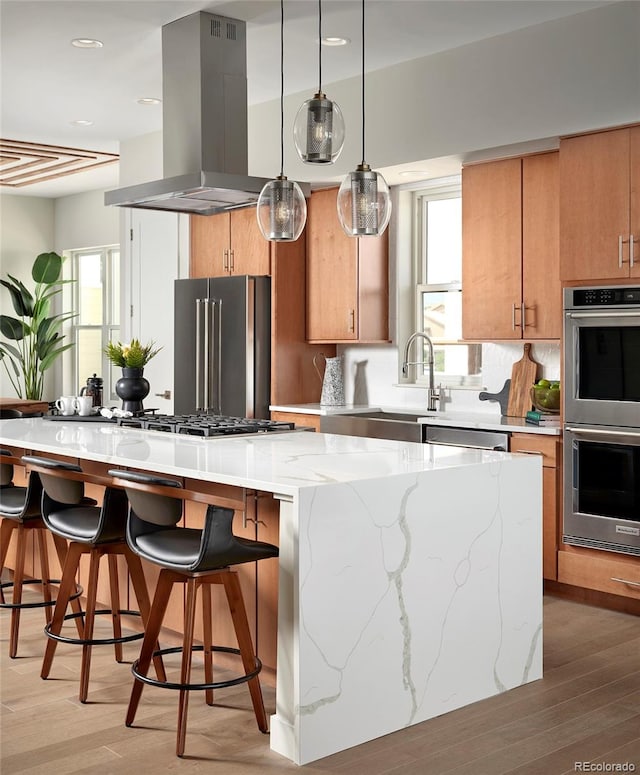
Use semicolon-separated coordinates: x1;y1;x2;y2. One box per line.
104;339;162;414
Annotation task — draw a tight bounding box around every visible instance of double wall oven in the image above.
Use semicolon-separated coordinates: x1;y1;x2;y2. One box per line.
563;285;640;556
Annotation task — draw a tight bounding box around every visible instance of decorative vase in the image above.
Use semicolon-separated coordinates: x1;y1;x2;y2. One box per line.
115;367;150;415
313;353;345;406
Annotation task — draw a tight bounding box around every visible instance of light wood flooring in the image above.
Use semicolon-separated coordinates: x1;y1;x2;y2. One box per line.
1;593;639;774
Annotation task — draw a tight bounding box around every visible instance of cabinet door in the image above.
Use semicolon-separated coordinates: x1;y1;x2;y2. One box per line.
631;126;640;278
229;208;271;276
190;212;230;277
559;129;631;281
462;158;522;340
522;152;561;339
306;188;358;341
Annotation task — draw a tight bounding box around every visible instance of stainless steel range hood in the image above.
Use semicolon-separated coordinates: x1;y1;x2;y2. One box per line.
105;11;303;215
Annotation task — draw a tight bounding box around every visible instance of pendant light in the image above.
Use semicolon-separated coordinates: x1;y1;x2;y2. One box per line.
257;0;307;242
336;0;391;237
293;0;345;164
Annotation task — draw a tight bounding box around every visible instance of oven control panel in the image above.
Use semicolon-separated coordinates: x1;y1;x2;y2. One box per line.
566;285;640;308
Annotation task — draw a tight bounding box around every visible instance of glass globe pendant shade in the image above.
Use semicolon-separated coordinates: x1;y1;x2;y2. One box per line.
337;163;392;237
293;92;345;164
257;175;307;242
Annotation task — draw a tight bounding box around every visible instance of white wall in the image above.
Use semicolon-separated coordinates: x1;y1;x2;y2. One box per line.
249;2;640;182
0;195;55;399
54;189;119;253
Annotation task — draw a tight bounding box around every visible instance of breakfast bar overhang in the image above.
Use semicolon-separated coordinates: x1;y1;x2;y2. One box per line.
0;418;543;765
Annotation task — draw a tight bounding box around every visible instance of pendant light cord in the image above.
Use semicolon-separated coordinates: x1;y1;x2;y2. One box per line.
361;0;366;165
279;0;285;177
318;0;322;93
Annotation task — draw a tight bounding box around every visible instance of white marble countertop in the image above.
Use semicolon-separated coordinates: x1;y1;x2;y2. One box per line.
0;416;513;496
270;404;561;436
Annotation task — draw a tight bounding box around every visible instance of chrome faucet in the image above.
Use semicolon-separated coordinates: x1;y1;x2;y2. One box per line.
402;331;444;412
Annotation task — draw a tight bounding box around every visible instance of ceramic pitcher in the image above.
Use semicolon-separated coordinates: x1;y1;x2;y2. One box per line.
313;353;345;406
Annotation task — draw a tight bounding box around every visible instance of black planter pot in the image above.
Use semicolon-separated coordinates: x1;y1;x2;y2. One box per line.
115;367;150;414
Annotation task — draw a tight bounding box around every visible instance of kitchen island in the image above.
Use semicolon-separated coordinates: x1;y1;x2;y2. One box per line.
0;416;543;766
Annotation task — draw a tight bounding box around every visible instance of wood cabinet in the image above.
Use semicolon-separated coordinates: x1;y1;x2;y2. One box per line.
560;125;640;282
462;152;560;340
190;208;270;277
306;187;389;343
558;547;640;602
270;410;321;432
509;432;561;581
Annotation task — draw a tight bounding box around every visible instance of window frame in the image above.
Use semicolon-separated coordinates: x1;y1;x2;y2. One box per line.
68;246;120;399
409;179;482;389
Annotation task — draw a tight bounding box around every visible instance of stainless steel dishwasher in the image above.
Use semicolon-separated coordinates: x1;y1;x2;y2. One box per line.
423;425;510;451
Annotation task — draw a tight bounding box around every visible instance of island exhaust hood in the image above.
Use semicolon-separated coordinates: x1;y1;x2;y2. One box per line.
105;11;307;215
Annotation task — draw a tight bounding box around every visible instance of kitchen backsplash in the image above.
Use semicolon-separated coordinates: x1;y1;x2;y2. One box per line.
339;342;561;414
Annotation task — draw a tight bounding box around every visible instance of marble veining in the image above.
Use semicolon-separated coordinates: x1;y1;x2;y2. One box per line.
0;418;543;766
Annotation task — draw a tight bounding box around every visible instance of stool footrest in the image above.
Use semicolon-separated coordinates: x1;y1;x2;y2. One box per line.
132;645;262;691
0;579;83;610
44;609;144;646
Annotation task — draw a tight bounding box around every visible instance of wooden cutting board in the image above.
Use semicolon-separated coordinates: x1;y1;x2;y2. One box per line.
506;343;539;417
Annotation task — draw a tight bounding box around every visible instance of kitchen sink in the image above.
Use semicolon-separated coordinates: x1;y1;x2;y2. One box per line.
320;410;426;443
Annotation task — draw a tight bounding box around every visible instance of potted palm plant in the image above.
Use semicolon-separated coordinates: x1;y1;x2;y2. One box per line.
0;252;76;400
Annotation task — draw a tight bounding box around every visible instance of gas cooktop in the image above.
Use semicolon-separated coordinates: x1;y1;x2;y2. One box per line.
115;413;296;438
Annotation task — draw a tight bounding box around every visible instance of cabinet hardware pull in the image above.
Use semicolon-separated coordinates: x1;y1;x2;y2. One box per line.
619;235;624;268
610;577;640;588
513;449;544;456
348;309;355;333
631;235;635;268
512;303;517;331
521;302;526;333
230;249;235;272
223;249;229;272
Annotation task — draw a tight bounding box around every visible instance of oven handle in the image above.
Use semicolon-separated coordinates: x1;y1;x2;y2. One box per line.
566;426;640;439
566;311;640;319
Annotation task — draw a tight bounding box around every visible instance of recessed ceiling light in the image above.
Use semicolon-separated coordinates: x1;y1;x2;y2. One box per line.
321;36;350;47
71;38;103;49
137;98;162;106
70;119;94;127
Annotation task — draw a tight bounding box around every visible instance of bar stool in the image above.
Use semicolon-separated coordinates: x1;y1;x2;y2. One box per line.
109;468;279;757
0;449;84;657
22;456;165;703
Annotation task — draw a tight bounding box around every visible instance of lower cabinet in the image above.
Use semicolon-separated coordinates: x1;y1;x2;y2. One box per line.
509;433;561;581
558;548;640;602
270;410;321;432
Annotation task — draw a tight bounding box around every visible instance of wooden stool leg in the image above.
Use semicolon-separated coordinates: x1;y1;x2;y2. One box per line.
36;528;53;626
202;584;214;706
9;524;28;658
126;569;175;727
0;519;17;605
124;548;166;682
177;577;198;757
107;554;123;663
51;533;84;638
223;572;269;732
79;549;101;703
41;542;84;679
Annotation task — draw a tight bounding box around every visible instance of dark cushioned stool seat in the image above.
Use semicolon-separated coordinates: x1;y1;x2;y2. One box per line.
22;456;164;703
109;467;279;758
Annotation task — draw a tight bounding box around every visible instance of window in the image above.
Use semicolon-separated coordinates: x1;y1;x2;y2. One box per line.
412;182;481;387
69;246;120;399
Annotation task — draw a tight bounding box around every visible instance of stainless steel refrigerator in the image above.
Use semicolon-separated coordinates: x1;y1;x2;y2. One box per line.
174;275;271;417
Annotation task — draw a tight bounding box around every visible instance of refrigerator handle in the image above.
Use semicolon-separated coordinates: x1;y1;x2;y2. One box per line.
195;299;203;411
210;299;222;414
203;299;211;411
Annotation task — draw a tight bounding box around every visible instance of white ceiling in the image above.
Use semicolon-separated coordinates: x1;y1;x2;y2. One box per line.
0;0;611;198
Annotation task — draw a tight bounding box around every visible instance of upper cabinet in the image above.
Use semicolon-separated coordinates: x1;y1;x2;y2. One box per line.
462;152;560;340
560;125;640;282
306;188;389;343
190;208;270;278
